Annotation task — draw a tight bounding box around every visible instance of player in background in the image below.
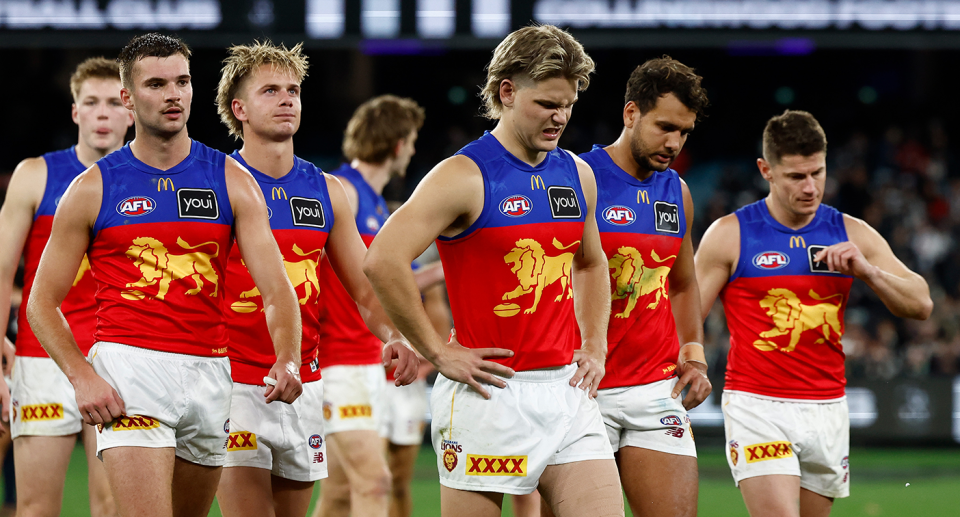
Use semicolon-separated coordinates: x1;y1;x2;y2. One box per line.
578;56;711;517
213;41;418;517
313;95;441;517
695;110;932;517
0;56;132;517
363;25;624;517
26;33;302;517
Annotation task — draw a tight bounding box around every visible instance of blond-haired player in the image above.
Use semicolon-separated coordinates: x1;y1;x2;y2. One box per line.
213;41;418;517
364;25;623;517
0;56;132;517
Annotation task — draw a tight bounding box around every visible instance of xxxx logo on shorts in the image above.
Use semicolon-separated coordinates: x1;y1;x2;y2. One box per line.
339;405;372;419
745;441;793;463
465;455;527;477
227;431;257;451
112;415;161;431
20;403;64;421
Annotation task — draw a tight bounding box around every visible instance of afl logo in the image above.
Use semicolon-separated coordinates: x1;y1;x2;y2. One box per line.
660;415;682;426
603;205;636;226
499;195;532;217
309;434;323;449
116;196;156;217
753;251;790;269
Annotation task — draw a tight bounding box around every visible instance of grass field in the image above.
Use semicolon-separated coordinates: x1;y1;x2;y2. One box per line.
47;445;960;516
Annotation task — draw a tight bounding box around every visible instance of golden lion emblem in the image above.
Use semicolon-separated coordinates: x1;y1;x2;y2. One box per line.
753;288;843;352
72;254;91;287
122;237;220;301
495;237;581;316
608;247;676;318
233;244;324;311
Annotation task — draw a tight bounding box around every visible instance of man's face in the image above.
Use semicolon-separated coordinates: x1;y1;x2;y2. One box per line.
122;54;192;136
761;152;827;217
391;129;418;178
627;93;696;173
503;76;578;154
72;77;133;153
234;64;301;142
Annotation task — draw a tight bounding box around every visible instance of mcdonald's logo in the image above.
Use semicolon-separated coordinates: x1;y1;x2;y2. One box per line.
530;175;545;191
158;178;175;192
789;236;806;249
637;190;650;204
271;187;288;200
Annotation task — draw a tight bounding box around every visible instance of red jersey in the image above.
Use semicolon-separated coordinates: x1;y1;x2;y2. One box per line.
436;132;587;372
16;147;97;357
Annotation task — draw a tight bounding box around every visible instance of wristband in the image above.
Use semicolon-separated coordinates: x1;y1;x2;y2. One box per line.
679;342;707;366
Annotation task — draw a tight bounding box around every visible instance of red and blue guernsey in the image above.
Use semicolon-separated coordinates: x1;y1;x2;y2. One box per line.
17;147;98;357
223;153;333;385
579;145;685;388
315;164;388;369
721;200;853;400
91;140;234;357
437;132;586;372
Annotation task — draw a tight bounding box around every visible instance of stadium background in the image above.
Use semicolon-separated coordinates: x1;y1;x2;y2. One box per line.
1;0;959;515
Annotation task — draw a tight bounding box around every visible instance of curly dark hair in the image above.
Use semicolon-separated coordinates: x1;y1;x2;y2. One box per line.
117;33;191;88
762;110;827;164
625;56;708;120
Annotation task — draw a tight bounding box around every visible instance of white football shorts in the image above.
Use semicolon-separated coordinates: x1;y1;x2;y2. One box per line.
321;364;385;435
380;379;427;446
597;377;697;458
10;356;83;438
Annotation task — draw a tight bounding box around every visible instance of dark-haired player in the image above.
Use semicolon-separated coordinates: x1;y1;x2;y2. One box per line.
27;33;302;517
695;110;932;517
0;56;132;517
579;56;711;517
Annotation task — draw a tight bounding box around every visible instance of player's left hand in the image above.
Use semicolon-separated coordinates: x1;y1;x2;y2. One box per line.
672;360;712;410
571;344;606;398
383;340;419;386
813;241;875;279
265;358;302;404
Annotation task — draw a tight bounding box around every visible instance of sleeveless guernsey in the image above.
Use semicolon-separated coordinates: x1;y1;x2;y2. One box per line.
437;132;586;372
17;147;98;356
223;153;334;384
580;146;686;388
91;140;234;357
721;200;853;400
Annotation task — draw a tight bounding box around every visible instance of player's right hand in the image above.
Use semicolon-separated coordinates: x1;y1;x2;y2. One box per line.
265;358;303;404
73;371;125;426
2;337;15;377
436;329;515;400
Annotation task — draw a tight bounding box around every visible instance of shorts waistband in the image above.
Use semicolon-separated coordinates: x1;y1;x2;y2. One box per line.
93;341;230;362
724;390;846;404
507;364;576;383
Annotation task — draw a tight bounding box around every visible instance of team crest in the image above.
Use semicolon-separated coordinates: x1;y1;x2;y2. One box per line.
499;195;533;217
322;401;333;420
443;449;458;472
603;205;636;226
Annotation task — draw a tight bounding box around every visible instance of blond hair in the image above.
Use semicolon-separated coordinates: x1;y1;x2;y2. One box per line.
481;25;595;120
216;41;309;140
69;57;121;102
343;95;425;164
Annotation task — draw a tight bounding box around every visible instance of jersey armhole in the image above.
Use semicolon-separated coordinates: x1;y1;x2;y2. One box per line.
727;212;747;282
91;163;110;236
437;153;490;243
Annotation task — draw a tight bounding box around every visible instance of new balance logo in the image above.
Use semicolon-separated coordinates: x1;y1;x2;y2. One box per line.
465;455;527;477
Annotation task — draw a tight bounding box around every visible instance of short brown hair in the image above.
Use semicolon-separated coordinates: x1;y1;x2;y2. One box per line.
117;33;191;89
342;95;425;164
217;41;309;140
481;25;595;120
625;56;709;121
762;110;827;164
69;57;121;102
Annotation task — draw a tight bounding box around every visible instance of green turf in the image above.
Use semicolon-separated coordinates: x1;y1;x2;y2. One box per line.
43;444;960;516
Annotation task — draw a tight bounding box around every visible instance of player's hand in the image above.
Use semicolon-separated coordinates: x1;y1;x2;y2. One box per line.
265;357;302;404
571;345;606;398
383;339;419;387
813;242;875;280
435;329;514;400
73;370;125;426
2;337;14;377
672;360;712;410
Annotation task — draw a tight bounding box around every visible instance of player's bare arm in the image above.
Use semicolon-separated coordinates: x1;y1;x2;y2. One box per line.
812;215;933;320
26;166;125;426
568;154;611;398
226;158;303;403
323;174;419;386
0;157;48;378
363;155;515;399
669;179;711;409
694;214;740;320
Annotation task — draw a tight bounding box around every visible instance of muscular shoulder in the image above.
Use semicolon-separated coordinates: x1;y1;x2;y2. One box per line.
842;213;885;255
565;150;597;196
8;157;48;210
698;214;740;262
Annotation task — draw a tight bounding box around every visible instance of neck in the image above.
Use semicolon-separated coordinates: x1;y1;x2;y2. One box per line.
605;129;653;181
764;195;816;230
350;158;392;195
75;140;122;169
238;133;295;179
491;120;548;166
129;124;192;171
